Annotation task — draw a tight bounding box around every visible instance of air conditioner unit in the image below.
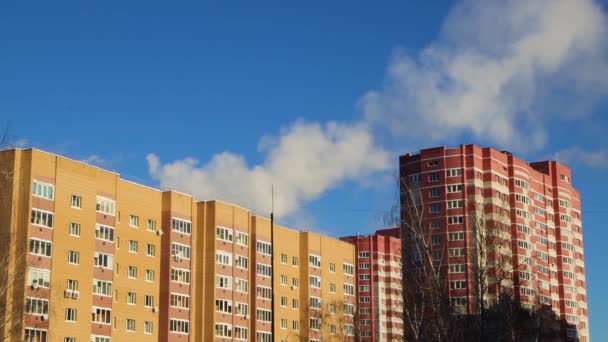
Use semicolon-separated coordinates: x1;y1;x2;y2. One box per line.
291;285;296;290
244;314;250;320
64;289;73;298
157;230;163;236
32;283;39;290
72;291;80;299
41;313;49;321
153;307;159;313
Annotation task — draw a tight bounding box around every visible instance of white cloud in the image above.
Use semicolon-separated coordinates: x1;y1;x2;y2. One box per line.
147;121;390;217
79;155;106;166
554;147;608;169
361;0;608;151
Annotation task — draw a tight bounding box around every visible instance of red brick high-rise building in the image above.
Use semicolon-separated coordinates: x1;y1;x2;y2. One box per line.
341;228;404;342
399;145;588;341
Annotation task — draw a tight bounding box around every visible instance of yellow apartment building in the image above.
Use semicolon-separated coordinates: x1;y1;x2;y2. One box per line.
0;148;356;342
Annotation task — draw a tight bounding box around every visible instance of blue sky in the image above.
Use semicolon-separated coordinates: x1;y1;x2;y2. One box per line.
2;0;608;338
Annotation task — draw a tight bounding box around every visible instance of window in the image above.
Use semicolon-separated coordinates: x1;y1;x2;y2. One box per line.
515;194;530;205
292;256;299;266
30;209;54;228
280;275;287;285
67;251;79;265
447;184;463;193
309;254;321;268
93;280;112;297
432;236;441;245
446;168;462;177
144;295;154;308
291;277;299;288
358;251;370;258
235;326;248;339
359;274;371;280
450;280;466;289
29;238;52;257
146;244;155;257
449;264;466;273
170;268;190;284
329;283;336;293
127;292;136;305
70;195;81;208
343;263;354;275
216;226;233;241
144;321;153;334
344;303;354;315
235;302;248;316
430;188;440;198
25;297;49;314
449;232;465;241
147;219;157;232
32;180;54;200
309;296;322;310
235;278;248;293
292;320;299;331
428;160;439;167
257;286;272;299
310;317;322;330
235;255;248;269
92;336;110;342
127;215;139;227
430;203;441;213
170;293;190;309
328;262;336;272
128;240;138;253
257;308;272;322
292;298;299;309
171;243;190;259
215;323;232;337
517;240;532;250
91;307;112;324
256;263;272;277
25;329;48;342
216;275;232;289
216;299;232;313
69;223;80;236
145;269;154;282
309;276;321;288
359;296;371;303
128;266;137;279
409;173;421;182
256;332;272;342
280;296;287;307
344;324;355;336
280;253;287;264
447;200;464;209
96;196;115;216
170;319;190;334
216;251;232;266
514;179;529;189
358;263;370;270
256;241;272;255
235;231;249;246
448;216;464;224
344;284;354;295
28;268;50;288
429;173;439;182
173;218;192;235
95;224;115;242
65;338;75;342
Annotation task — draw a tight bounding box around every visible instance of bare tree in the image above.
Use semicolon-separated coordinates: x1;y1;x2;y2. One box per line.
399;177;455;341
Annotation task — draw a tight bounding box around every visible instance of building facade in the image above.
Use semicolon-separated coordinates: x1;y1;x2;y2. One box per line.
0;148;356;342
341;228;404;342
399;145;589;341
